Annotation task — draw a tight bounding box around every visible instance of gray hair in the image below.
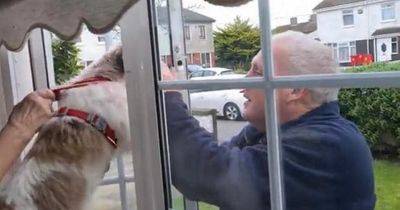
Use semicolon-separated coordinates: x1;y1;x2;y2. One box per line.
273;31;339;104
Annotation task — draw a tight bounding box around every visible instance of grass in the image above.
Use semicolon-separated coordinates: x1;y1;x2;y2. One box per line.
171;159;400;210
374;159;400;210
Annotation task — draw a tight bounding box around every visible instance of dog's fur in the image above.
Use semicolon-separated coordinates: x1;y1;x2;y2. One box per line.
0;45;129;210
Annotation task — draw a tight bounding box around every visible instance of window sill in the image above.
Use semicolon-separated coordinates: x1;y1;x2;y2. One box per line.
381;19;396;23
343;25;355;29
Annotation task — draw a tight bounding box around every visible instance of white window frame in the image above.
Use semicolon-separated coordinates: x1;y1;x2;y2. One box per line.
199;25;206;40
342;9;354;27
392;37;398;54
335;41;356;63
381;3;396;22
17;1;399;210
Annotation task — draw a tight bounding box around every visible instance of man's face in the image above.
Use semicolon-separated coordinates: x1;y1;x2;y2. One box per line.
241;50;289;131
241;51;267;129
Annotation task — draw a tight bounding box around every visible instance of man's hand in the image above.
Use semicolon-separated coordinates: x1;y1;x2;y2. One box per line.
161;62;177;81
6;89;55;141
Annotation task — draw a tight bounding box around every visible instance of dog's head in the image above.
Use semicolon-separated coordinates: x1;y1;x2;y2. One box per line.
57;44;130;152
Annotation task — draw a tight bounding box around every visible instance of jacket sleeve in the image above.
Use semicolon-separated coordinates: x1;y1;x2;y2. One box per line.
165;92;269;209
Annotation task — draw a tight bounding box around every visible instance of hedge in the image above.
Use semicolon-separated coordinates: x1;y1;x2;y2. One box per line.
338;62;400;157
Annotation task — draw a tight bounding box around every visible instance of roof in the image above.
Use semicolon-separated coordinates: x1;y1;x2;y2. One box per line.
372;27;400;36
272;15;317;34
157;7;215;24
313;0;365;10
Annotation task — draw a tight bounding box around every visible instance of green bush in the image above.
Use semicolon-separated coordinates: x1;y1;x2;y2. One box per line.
338;62;400;157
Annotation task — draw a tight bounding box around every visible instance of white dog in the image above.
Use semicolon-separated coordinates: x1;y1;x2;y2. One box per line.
0;45;130;210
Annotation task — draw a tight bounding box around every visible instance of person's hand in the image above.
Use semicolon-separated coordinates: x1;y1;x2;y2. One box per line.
161;62;177;81
5;89;55;142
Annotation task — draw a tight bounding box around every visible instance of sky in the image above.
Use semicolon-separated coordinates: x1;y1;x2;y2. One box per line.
183;0;324;29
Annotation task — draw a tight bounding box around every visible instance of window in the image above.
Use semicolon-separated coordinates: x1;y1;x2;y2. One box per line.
342;9;354;26
199;25;206;39
201;52;210;67
203;70;216;76
392;37;398;54
97;35;106;43
184;25;190;40
337;42;356;63
350;41;356;56
382;3;395;21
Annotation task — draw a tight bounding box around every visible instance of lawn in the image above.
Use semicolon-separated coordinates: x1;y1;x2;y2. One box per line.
172;159;400;210
374;159;400;210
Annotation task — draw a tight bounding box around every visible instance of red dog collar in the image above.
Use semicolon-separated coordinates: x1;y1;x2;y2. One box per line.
56;107;117;148
52;76;111;100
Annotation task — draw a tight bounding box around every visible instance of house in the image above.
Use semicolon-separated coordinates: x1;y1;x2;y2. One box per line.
156;7;216;67
313;0;400;66
272;15;318;40
75;7;216;68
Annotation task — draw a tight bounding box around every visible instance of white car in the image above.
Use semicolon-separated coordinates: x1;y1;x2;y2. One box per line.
189;74;246;121
189;67;234;78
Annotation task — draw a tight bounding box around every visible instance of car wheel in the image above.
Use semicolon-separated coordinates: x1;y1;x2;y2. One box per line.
223;102;241;121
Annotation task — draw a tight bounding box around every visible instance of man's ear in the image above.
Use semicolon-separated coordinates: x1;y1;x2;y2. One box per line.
286;88;306;102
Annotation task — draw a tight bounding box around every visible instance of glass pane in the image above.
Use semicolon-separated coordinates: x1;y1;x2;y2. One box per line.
49;26;136;210
164;86;257;210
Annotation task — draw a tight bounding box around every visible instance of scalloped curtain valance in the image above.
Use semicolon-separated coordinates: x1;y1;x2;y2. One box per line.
0;0;250;51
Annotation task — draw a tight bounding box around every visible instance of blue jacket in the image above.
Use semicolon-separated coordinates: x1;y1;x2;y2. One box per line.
165;92;375;210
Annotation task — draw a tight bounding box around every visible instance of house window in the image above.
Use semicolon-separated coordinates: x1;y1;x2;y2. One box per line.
392;37;398;54
199;25;206;39
338;42;356;63
382;3;395;21
201;52;210;67
184;25;190;40
97;36;106;43
350;41;356;56
342;9;354;26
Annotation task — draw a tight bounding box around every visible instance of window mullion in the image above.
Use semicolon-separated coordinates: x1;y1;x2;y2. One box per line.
258;0;286;210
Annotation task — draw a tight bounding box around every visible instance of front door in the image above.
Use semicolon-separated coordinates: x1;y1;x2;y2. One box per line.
376;38;392;62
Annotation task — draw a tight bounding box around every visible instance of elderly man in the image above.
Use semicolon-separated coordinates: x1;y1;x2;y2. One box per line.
163;31;375;210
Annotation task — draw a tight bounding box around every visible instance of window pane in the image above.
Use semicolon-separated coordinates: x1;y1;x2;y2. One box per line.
382;3;395;20
350;41;357;56
199;25;206;39
339;43;349;62
184;25;191;40
392;37;398;54
343;10;354;26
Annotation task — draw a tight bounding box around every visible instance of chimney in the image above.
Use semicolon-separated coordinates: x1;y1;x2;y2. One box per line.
290;17;298;26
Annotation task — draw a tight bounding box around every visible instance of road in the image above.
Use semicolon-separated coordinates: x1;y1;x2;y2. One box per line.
87;119;247;210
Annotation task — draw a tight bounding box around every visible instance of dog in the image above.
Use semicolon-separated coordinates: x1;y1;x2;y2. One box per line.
0;45;130;210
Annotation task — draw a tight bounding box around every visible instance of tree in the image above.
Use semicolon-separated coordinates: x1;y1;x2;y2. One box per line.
213;16;260;71
52;40;83;85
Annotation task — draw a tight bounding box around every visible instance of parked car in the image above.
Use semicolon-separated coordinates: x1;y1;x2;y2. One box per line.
187;64;205;74
189;67;234;78
189;74;246;121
